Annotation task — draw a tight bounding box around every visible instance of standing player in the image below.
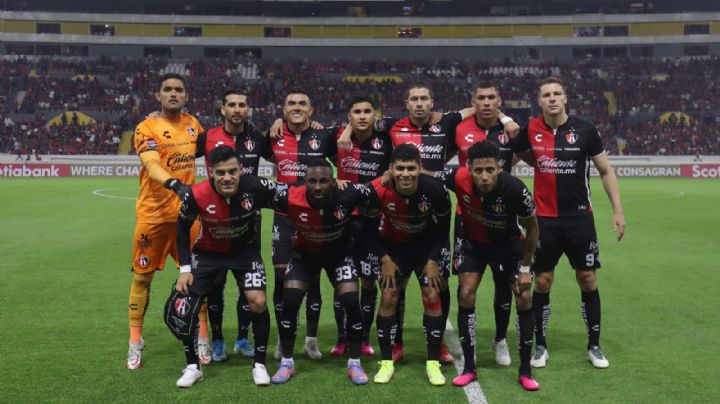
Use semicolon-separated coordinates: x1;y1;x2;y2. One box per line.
512;76;626;369
367;144;452;386
269;159;370;385
452;81;518;366
270;88;339;360
165;145;276;387
436;141;540;391
329;96;392;357
127;73;207;370
195;89;274;362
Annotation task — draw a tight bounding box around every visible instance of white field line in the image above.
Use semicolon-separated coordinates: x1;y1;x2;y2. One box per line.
444;319;488;404
92;188;135;200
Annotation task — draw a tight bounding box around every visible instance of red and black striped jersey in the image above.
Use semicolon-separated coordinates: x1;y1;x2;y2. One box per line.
271;123;338;185
197;123;273;176
437;167;535;245
336;126;392;184
513;116;605;217
454;117;513;172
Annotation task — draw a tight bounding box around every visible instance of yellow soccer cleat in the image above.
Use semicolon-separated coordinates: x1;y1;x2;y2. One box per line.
373;360;395;384
426;360;446;386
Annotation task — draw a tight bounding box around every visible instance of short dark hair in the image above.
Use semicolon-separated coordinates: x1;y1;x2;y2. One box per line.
467;141;500;163
285;87;311;103
474;81;500;95
208;145;240;167
348;95;376;112
538;76;565;95
158;73;186;90
307;158;333;170
407;81;433;98
390;143;421;164
222;89;248;105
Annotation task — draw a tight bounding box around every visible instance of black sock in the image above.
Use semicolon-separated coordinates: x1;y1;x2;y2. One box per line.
207;289;224;341
305;280;322;338
581;289;601;349
236;292;252;340
423;314;445;361
360;286;378;343
396;289;406;344
279;288;305;358
517;308;534;376
376;315;397;361
182;326;199;366
333;291;347;342
440;287;451;334
338;292;362;359
492;269;512;342
251;309;270;365
273;268;285;329
457;306;476;373
532;291;550;348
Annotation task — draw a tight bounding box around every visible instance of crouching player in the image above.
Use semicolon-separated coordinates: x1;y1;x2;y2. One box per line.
436;141;540;391
164;145;276;388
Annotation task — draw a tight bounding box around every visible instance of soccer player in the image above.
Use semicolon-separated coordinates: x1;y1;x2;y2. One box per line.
435;141;540;391
367;144;452;386
269;159;370;385
127;73;208;370
512;76;626;369
330;96;392;357
166;145;276;388
195;89;274;362
269;88;338;360
452;81;518;366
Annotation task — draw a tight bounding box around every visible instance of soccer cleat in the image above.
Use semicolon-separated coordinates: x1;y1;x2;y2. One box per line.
126;338;144;370
492;338;512;366
274;340;282;360
271;359;296;384
176;364;203;388
452;371;478;387
198;339;212;365
212;339;227;363
303;337;323;360
519;375;541;391
360;342;375;356
587;346;610;369
530;346;548;368
439;343;454;364
234;338;254;358
330;340;348;357
426;360;446;386
348;362;369;385
391;342;405;362
373;360;395;384
252;363;271;386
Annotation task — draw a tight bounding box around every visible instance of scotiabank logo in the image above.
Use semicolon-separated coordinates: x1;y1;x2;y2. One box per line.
682;164;720;178
0;164;69;177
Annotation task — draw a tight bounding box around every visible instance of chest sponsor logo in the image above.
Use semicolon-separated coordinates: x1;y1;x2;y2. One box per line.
566;130;578;145
244;139;255;152
278;159;307;175
371;138;383;150
187;128;196;137
308;139;321;150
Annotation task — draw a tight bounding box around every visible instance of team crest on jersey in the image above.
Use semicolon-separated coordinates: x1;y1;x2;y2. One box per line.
491;199;505;214
309;138;321;150
334;206;347;220
566;130;578;144
241;196;254;211
244;139;255;152
418;198;430;213
429;125;441;133
371;138;383;150
137;255;149;268
498;133;509;145
175;297;190;316
187;128;196;137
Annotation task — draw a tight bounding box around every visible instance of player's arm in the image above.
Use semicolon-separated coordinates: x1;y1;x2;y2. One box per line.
269;186;290;214
195;132;206;158
425;186;451;288
593;153;626;241
517;214;538;291
176;190;198;295
138;151;190;196
433;167;457;193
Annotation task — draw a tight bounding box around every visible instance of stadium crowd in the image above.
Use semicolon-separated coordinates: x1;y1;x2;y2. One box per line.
1;56;718;156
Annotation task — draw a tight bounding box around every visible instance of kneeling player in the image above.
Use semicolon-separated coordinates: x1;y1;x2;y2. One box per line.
436;141;540;390
165;146;276;388
269;159;370;385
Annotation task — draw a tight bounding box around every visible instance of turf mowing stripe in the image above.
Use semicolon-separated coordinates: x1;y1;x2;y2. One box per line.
445;320;488;404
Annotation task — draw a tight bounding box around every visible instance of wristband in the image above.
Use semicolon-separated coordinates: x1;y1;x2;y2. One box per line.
164;178;180;191
500;116;514;125
180;265;192;273
519;265;531;274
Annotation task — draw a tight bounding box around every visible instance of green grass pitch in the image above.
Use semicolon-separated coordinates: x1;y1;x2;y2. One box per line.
0;177;718;403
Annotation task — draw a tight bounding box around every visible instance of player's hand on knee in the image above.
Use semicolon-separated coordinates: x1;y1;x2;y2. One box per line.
176;272;193;295
423;260;442;290
380;255;398;290
517;273;532;291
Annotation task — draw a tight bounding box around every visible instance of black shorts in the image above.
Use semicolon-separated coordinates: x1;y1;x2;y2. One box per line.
534;214;601;273
386;243;449;288
453;214;501;276
453;237;521;285
285;248;359;287
271;213;294;267
351;217;381;281
189;249;267;296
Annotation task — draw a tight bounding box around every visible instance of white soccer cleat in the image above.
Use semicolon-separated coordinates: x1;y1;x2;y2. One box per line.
492;338;512;366
530;346;548;368
587;346;610;369
198;339;212;365
252;363;271;386
274;340;282;360
126;338;144;370
303;337;323;360
176;364;203;388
